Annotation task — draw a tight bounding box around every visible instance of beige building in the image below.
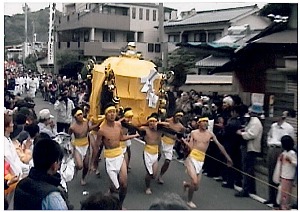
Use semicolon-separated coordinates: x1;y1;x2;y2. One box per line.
56;3;177;62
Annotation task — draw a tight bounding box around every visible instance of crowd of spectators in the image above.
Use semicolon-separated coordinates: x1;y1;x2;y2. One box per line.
4;65;296;210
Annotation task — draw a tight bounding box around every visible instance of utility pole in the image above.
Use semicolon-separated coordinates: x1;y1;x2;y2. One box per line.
22;3;28;65
158;3;168;72
32;20;38;58
48;3;56;73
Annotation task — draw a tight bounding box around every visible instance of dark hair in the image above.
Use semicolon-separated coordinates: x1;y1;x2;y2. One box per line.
281;135;295;151
24;123;40;138
173;110;184;117
147;112;159;120
231;105;246;117
71;106;83;117
149;193;189;210
80;192;121;210
33;138;64;171
104;102;116;111
123;107;132;113
14;112;27;125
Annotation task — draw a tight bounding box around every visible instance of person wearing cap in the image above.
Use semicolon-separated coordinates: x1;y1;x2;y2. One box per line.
95;103;139;208
37;109;56;138
264;111;295;206
54;90;75;133
157;111;186;184
139;113;162;195
181;116;233;208
68;107;91;186
235;104;263;197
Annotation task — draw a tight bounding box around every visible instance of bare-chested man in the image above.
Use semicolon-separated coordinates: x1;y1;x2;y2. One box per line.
139;113;162;195
120;107;134;172
95;103;139;207
182;116;233;208
68;107;91;186
157;111;186;184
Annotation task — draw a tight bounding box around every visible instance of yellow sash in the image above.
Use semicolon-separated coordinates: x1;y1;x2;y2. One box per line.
144;144;159;155
72;137;89;147
104;147;123;158
120;141;126;149
190;149;205;162
162;136;175;145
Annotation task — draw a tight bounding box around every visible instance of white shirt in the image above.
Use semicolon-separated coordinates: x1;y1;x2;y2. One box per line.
281;150;297;180
241;116;263;153
4;136;29;176
54;98;75;124
267;121;295;147
38;122;57;138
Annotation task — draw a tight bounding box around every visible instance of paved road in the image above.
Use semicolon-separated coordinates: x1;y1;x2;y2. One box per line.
33;94;271;210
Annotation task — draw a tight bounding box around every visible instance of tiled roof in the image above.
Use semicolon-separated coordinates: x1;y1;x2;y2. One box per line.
185;75;232;84
164;5;258;27
196;55;230;67
254;30;297;44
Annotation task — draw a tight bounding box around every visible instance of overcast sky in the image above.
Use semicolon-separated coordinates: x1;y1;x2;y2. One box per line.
3;1;269;16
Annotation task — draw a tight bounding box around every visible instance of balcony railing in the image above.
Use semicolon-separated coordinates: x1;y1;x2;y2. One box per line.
56;12;130;31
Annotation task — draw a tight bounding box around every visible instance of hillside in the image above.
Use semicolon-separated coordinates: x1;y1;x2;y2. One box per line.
4;6;57;46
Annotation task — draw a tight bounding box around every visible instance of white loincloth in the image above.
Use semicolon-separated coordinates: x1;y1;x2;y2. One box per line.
143;151;158;175
189;157;204;175
74;145;89;159
161;141;174;161
105;154;124;189
126;139;132;147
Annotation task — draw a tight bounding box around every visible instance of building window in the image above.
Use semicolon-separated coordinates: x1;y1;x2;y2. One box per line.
103;31;115;42
146;9;149;20
126;32;134;42
67;42;70;48
137;32;143;42
139;8;143;20
208;33;217;42
155;44;160;53
153;10;157;21
148;43;154;52
194;32;206;42
168;35;180;42
132;7;136;19
84;31;89;42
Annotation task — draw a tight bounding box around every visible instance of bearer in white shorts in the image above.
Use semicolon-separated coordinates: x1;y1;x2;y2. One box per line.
68;107;90;186
140;113;162;194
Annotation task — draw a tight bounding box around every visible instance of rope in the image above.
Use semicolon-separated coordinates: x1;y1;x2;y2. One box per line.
202;151;298;199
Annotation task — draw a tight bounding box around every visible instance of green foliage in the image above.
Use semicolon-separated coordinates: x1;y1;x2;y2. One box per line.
56;49;80;69
24;54;38;71
259;3;294;17
167;47;204;88
4;6;62;46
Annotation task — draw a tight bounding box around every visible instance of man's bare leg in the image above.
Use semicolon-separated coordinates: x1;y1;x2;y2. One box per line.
81;149;90;186
118;160;128;207
158;159;170;184
184;158;201;208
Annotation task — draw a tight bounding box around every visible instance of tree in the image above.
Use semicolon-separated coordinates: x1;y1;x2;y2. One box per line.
56;49;80;70
24;54;38;72
169;63;187;88
259;3;294;17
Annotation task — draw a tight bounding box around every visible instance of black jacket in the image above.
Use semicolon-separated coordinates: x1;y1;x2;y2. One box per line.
14;167;67;210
